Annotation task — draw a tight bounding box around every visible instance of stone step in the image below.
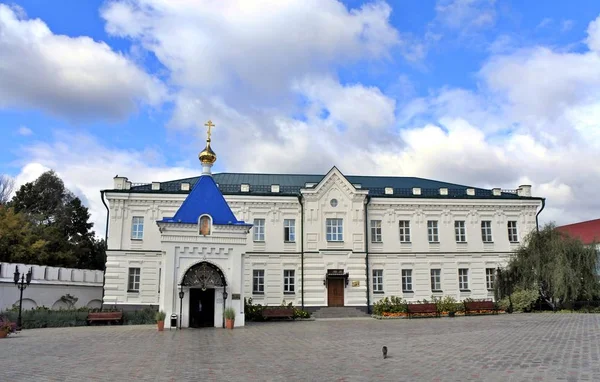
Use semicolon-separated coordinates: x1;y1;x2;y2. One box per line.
311;307;369;319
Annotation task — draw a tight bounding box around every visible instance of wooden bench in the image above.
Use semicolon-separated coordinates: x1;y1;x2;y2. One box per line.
464;300;499;316
261;308;295;320
407;303;440;319
87;311;123;325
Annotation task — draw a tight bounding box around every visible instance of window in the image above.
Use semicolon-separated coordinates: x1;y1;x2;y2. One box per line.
399;220;411;242
253;270;264;293
481;221;493;242
371;220;382;243
458;268;469;290
253;219;265;241
128;268;140;292
507;221;518;242
330;199;338;207
326;218;343;241
455;221;466;242
284;219;295;242
431;269;441;291
486;268;495;290
402;269;413;292
373;270;384;293
283;270;295;293
131;217;144;240
199;215;211;235
427;220;439;242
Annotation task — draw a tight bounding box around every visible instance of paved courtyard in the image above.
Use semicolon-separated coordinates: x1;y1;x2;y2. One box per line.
1;313;599;381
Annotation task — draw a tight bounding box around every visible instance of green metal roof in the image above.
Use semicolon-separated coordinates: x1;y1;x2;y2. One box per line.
116;172;530;199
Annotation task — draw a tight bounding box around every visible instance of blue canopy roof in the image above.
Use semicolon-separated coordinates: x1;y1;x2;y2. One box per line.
160;175;249;225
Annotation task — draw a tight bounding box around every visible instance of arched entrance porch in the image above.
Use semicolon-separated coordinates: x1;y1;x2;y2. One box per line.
180;261;228;328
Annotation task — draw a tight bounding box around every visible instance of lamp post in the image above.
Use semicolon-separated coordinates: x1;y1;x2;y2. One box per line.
178;286;184;330
222;290;228;329
13;266;32;331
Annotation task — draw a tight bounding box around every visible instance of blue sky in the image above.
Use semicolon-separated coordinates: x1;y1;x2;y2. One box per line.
2;0;600;233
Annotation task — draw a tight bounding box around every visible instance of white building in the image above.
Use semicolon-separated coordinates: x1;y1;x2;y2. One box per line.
101;121;545;328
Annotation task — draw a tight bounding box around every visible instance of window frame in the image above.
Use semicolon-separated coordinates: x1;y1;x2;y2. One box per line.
253;218;265;242
481;220;493;242
399;220;411;242
283;219;296;242
401;269;413;292
127;267;141;293
252;269;265;294
430;269;442;291
507;221;519;243
326;218;344;242
371;220;382;243
454;220;466;242
427;220;439;242
283;269;295;294
458;268;469;291
486;268;495;290
372;269;384;293
131;216;144;240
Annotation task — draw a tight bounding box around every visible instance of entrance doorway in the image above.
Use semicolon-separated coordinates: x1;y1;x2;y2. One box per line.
189;288;215;328
327;278;345;307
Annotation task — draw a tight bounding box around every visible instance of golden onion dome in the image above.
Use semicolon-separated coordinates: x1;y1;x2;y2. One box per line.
199;120;217;164
199;140;217;164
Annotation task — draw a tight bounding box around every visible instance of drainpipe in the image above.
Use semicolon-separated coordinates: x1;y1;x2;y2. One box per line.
535;198;546;232
297;195;304;310
364;195;371;314
100;190;109;310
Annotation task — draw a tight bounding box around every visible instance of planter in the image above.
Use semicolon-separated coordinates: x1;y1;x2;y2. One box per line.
225;318;234;329
0;331;7;338
157;320;165;331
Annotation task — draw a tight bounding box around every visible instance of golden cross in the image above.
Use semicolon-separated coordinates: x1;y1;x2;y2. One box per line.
204;120;215;140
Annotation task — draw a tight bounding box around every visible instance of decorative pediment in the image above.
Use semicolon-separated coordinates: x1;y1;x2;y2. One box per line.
300;166;368;201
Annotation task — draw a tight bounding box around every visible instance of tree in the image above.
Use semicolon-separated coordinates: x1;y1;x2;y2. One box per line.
0;206;48;264
8;170;105;270
495;223;599;310
0;174;15;204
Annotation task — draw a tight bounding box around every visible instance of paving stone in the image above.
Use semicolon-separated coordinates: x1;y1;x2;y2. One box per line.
0;313;599;381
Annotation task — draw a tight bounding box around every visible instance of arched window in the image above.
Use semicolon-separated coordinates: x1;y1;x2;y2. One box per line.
199;215;212;236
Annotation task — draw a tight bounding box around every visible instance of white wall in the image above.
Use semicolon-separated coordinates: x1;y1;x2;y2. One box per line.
0;262;103;312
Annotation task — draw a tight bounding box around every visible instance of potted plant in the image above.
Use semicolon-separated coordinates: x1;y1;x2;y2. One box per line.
224;307;236;329
155;311;166;331
0;318;16;338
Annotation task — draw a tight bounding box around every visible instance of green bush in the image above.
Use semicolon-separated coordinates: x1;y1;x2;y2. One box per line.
244;297;311;321
498;288;539;312
123;307;157;325
1;307;88;329
373;296;407;315
0;306;158;328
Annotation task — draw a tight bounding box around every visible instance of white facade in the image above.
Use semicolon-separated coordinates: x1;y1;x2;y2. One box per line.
0;262;103;312
102;166;543;327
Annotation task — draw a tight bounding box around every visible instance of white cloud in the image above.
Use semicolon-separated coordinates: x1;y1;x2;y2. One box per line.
101;0;399;103
14;132;199;238
17;125;33;136
434;0;496;32
0;4;167;121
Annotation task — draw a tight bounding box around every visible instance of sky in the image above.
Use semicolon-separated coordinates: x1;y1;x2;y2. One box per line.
2;0;600;238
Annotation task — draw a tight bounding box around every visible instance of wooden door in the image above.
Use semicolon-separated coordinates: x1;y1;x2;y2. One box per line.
327;279;344;307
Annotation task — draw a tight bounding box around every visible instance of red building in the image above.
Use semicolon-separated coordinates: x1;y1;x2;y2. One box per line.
556;218;600;246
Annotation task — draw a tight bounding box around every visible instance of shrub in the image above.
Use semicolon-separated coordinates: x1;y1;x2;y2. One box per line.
1;307;89;328
244;298;266;321
123;307;157;325
293;308;311;319
498;288;539;312
373;296;407;315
